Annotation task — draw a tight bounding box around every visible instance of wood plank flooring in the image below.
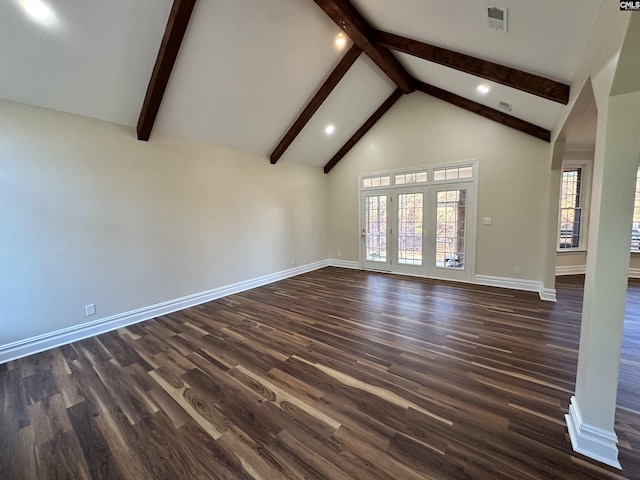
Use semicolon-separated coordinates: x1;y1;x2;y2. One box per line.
1;268;639;479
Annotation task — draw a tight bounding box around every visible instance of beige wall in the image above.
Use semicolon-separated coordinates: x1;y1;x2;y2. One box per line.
327;93;552;282
0;100;328;345
556;252;588;271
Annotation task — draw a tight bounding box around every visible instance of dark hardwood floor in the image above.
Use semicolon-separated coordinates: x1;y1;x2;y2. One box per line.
1;268;639;479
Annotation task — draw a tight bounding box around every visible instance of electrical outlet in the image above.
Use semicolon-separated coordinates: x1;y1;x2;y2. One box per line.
513;266;521;275
85;304;96;316
483;218;492;225
337;251;341;257
291;257;296;265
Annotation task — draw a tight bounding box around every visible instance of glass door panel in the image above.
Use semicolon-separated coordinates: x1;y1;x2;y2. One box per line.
434;189;467;271
397;192;423;266
361;192;390;271
360;167;476;282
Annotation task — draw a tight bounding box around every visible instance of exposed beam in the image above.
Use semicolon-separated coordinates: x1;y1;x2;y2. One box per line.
312;0;414;93
376;30;570;105
137;0;197;141
324;88;404;174
270;44;362;165
414;80;551;142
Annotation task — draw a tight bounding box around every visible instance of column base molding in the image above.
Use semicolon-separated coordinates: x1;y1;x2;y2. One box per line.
565;396;621;469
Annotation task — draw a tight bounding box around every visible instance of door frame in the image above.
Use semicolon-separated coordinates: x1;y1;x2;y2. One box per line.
391;185;430;277
358;160;478;283
359;188;392;272
429;181;477;283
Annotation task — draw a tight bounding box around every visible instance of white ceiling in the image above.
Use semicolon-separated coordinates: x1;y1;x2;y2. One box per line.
279;56;396;166
0;0;172;126
153;0;349;158
397;53;562;130
352;0;601;83
1;0;604;168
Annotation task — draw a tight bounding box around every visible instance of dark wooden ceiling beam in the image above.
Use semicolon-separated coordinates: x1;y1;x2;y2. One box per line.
137;0;197;141
376;30;569;105
414;80;550;142
270;44;362;165
312;0;414;94
324;88;404;174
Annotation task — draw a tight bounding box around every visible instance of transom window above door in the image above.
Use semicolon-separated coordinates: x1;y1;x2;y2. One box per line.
360;162;477;190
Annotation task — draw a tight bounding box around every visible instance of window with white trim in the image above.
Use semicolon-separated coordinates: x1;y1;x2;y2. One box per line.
395;171;428;185
361;164;475;190
558;161;591;250
433;166;473;182
362;175;391;188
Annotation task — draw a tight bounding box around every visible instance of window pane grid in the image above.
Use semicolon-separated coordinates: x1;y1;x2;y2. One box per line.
362;175;391;188
435;190;466;269
398;193;423;265
363;166;475;189
395;171;428;186
433;166;473;182
365;196;387;261
559;168;582;249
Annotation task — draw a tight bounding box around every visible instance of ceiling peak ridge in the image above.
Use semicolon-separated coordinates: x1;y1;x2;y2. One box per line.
313;0;414;93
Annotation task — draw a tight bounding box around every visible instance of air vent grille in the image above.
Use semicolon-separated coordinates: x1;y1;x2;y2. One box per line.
487;6;508;32
499;100;512;112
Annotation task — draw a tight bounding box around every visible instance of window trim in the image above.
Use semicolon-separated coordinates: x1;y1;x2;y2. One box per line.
358;160;479;282
359;160;478;192
557;160;592;252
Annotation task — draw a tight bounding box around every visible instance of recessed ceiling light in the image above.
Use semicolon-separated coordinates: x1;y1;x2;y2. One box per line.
325;124;335;135
20;0;57;27
477;84;491;95
21;0;51;20
335;32;346;48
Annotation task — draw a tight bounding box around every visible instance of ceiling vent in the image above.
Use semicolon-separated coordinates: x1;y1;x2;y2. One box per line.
487;6;508;32
499;100;512;112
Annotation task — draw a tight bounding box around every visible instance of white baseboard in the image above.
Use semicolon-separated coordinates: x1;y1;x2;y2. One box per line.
474;274;557;302
328;259;360;270
556;265;640;279
326;266;557;302
565;396;621;469
0;262;562;364
540;288;558;302
328;260;558;302
556;265;586;275
0;260;330;364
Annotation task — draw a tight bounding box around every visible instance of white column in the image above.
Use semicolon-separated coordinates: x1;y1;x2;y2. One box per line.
566;92;640;468
542;139;564;299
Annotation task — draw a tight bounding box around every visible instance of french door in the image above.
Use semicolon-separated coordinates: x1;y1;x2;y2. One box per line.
361;191;391;271
360;183;473;282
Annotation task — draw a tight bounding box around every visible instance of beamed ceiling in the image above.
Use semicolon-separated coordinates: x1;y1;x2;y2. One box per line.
1;0;603;172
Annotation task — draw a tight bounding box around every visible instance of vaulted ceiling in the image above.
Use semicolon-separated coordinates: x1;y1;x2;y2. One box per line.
1;0;602;171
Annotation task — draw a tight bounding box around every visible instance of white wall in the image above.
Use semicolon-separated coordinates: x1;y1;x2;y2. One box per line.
0;100;328;346
549;3;634;281
327;93;552;283
543;2;631;288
